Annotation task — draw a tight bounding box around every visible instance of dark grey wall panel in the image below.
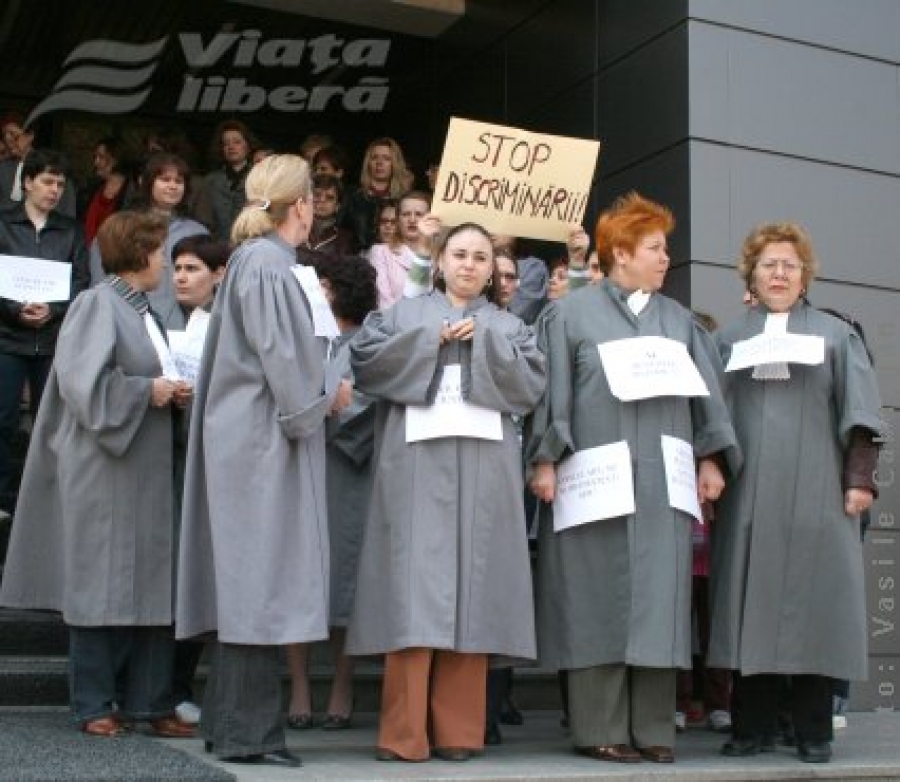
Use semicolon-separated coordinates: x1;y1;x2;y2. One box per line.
688;21;900;174
505;0;597;123
596;26;689;175
598;0;687;67
689;0;900;63
691;266;900;408
688;143;900;290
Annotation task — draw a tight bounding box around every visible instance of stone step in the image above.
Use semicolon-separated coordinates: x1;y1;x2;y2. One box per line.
0;650;565;710
0;608;68;656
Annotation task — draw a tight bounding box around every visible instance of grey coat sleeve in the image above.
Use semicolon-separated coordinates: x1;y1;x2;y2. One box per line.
350;307;443;405
55;292;153;457
468;313;546;415
688;319;742;477
239;262;330;440
524;302;574;466
834;329;883;446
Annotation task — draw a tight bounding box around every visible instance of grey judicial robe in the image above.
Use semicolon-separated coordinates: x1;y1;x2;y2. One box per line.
708;302;883;680
0;284;176;626
345;291;546;659
176;232;334;645
527;280;740;671
325;331;375;627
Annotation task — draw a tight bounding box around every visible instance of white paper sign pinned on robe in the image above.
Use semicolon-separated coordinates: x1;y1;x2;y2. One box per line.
0;254;71;302
597;336;709;402
405;364;503;443
144;313;181;381
725;333;825;372
292;265;340;338
167;310;209;385
552;441;635;532
660;435;702;522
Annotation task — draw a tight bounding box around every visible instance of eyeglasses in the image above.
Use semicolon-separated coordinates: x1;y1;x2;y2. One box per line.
757;259;803;274
499;273;518;282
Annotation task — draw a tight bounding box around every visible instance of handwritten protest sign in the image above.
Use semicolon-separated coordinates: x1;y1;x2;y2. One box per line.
0;254;71;302
431;118;600;242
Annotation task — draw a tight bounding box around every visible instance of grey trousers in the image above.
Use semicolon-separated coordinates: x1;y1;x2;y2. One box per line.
201;642;286;759
568;664;676;749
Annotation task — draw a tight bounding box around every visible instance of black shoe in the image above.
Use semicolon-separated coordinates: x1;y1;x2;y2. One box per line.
721;737;763;757
222;749;302;768
798;741;832;763
499;704;523;726
484;720;502;745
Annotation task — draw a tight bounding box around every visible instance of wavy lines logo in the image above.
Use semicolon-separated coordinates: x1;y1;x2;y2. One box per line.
26;38;169;127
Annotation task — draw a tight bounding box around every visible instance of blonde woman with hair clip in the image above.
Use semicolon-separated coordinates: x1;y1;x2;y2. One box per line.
176;154;349;768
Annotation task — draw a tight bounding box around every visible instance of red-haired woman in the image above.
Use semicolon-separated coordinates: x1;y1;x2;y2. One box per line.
527;192;739;764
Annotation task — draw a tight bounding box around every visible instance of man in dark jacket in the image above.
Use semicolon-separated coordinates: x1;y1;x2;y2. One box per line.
0;148;89;513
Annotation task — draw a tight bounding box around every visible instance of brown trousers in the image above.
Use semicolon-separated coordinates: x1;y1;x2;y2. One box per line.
378;647;487;760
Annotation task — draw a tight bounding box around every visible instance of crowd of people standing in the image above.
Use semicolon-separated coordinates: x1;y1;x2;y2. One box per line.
0;110;884;770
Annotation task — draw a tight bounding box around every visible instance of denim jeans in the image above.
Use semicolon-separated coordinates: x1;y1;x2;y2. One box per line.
68;625;176;724
0;352;52;510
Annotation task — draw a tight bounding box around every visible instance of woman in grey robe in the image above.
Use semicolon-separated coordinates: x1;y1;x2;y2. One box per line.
0;211;194;739
346;222;546;762
527;192;739;765
175;155;343;769
286;255;377;731
709;223;882;764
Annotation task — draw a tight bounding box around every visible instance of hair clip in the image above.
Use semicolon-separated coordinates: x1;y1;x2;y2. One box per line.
250;199;271;211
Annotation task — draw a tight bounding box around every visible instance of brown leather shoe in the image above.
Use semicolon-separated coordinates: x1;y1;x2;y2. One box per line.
577;744;642;763
82;716;129;737
150;715;196;738
639;745;675;763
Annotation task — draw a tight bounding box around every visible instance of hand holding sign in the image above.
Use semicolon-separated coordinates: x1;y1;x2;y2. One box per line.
414;213;443;257
432;118;600;242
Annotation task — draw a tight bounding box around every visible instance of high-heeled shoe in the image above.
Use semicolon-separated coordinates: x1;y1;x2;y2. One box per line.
321;713;352;730
286;713;315;730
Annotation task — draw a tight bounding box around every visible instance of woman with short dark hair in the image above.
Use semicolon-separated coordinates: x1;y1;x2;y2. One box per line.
0;210;194;739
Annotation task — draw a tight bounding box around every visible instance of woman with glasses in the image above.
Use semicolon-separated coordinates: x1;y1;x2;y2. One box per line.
710;222;882;764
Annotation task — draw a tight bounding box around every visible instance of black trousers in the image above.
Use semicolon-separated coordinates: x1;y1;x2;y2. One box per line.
201;642;286;759
172;640;204;704
732;672;833;743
